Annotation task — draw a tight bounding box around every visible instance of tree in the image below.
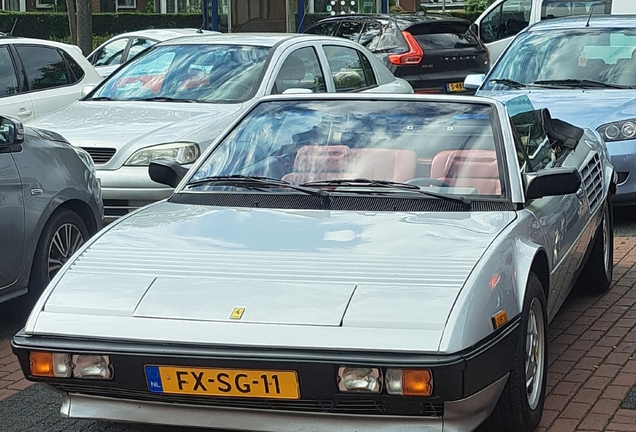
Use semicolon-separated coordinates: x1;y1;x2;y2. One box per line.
67;0;92;55
65;0;77;45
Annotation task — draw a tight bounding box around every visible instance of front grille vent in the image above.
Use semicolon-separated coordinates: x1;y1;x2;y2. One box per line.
51;383;444;417
81;147;116;164
581;154;603;212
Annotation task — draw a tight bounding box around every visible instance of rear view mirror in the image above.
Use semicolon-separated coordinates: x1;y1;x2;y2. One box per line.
470;23;478;35
0;116;24;145
525;167;581;201
464;74;486;90
149;160;189;188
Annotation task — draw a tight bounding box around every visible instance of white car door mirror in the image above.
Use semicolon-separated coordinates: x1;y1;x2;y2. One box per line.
282;88;313;95
81;85;96;98
464;74;486;90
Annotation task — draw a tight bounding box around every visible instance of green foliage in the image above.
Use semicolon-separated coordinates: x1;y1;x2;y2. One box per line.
0;12;204;40
465;0;489;13
144;1;154;13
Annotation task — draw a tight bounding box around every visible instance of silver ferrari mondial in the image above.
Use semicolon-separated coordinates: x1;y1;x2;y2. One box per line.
13;94;614;432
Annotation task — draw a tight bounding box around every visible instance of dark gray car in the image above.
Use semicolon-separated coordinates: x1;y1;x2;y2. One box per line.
0;116;103;304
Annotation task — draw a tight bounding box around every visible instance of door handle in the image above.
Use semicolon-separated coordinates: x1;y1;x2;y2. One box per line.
17;108;33;117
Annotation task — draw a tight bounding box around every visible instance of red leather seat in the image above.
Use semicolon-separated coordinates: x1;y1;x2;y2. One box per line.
430;150;501;195
282;145;359;184
350;148;417;183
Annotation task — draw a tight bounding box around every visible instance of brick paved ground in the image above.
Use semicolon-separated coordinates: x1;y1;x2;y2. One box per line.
1;237;636;431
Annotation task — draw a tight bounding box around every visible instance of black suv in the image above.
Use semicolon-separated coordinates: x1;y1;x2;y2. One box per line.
304;13;490;94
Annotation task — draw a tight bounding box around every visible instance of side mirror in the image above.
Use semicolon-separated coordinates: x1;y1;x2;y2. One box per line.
81;85;96;98
149;160;189;188
525;167;581;201
470;23;479;35
0;116;24;145
282;88;313;95
464;74;486;90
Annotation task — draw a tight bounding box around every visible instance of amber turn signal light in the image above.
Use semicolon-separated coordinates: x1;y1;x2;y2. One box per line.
386;368;433;396
29;351;54;377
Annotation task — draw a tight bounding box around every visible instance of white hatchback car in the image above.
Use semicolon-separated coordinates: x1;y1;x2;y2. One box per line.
30;33;413;222
87;28;219;78
0;36;102;122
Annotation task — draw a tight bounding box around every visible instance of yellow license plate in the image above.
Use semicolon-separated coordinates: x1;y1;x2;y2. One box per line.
145;365;300;399
448;82;466;92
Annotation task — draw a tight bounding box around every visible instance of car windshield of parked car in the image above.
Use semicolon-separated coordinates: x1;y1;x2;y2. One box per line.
484;28;636;89
189;100;505;197
90;44;270;103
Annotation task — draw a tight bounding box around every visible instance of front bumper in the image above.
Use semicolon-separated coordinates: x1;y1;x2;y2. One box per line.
96;166;174;221
607;139;636;205
12;316;519;431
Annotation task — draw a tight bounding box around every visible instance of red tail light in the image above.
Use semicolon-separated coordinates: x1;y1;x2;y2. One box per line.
388;31;424;66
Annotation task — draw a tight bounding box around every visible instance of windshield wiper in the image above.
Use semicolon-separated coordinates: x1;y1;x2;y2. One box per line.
488;78;528;89
532;79;630;89
300;178;472;210
134;96;197;103
185;175;329;199
88;96;115;101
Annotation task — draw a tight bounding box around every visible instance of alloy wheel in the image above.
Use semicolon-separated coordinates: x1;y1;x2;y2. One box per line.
47;223;85;282
525;297;545;411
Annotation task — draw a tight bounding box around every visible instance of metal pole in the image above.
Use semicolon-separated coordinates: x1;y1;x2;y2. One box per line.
211;0;219;31
202;0;208;30
442;0;445;13
381;0;387;13
298;0;305;32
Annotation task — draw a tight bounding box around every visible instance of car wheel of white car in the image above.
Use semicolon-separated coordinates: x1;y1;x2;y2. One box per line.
29;209;89;297
480;272;547;432
578;197;614;294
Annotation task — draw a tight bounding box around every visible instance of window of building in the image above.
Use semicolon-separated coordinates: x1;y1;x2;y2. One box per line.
117;0;136;9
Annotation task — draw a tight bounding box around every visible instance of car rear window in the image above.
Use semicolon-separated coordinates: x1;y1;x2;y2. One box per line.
409;23;480;50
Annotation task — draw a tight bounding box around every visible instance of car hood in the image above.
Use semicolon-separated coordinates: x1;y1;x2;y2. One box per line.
34;202;516;352
478;89;636;128
28;101;244;152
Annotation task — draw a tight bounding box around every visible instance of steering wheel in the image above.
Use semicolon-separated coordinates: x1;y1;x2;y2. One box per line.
405;178;453;188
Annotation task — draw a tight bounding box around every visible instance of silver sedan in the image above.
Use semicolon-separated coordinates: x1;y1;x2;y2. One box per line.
0;116;103;304
29;34;413;222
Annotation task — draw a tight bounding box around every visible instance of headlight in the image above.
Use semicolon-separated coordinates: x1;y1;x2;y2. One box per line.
337;367;382;393
73;147;96;173
598;120;636;142
125;142;200;166
28;351;113;380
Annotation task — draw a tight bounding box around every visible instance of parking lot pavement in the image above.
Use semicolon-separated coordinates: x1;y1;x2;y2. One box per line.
1;231;636;431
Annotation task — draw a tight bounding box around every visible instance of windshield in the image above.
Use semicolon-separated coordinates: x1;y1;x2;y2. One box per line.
484;28;636;89
90;44;271;103
189;100;505;197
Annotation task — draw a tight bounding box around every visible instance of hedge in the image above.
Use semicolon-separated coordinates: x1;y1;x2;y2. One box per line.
0;12;205;41
0;10;480;44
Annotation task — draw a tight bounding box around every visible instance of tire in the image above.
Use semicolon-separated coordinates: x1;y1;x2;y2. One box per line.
577;197;614;294
28;209;89;298
478;272;548;432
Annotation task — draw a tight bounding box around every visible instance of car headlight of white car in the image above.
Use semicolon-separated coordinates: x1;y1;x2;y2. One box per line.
125;142;200;166
597;119;636;142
